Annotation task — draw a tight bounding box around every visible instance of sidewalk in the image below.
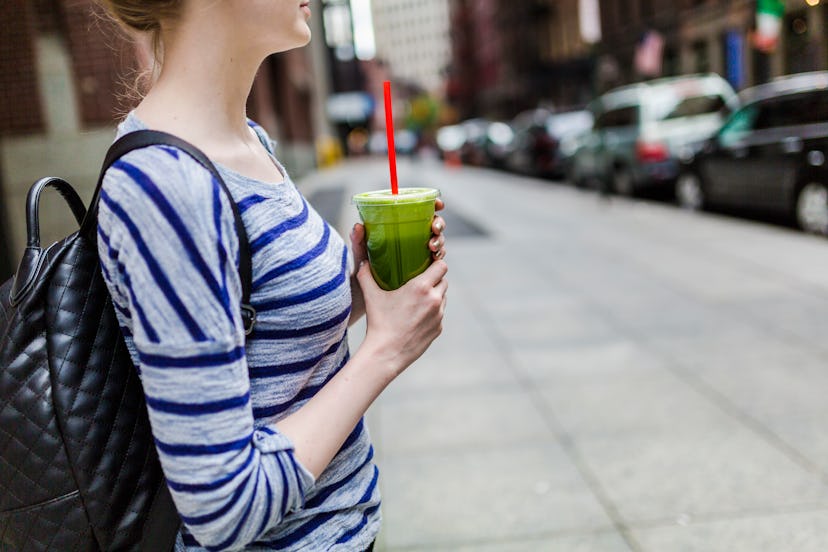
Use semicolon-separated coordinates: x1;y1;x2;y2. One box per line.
298;158;828;552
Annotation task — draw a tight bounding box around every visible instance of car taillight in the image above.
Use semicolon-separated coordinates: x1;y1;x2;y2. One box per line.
636;141;669;163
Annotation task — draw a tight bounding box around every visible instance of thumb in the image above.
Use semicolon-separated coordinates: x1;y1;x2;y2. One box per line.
350;223;368;266
355;261;381;296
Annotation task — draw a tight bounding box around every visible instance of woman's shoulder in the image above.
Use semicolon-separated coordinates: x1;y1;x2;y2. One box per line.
103;141;217;203
99;139;233;249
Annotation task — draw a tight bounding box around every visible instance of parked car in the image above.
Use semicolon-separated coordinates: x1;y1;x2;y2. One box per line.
436;123;467;157
503;109;594;178
569;73;739;195
458;118;494;166
543;109;595;178
437;119;506;166
676;71;828;234
482;121;516;169
368;129;418;155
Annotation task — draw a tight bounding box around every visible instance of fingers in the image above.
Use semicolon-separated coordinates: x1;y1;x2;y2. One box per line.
431;215;446;260
435;198;445;212
350;223;365;244
355;261;381;295
429;234;445;253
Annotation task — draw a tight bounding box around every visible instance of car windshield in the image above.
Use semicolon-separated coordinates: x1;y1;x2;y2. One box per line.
546;111;594;136
662;95;727;119
646;83;729;121
717;105;758;148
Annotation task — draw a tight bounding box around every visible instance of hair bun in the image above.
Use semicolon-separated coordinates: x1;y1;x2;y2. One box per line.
98;0;179;33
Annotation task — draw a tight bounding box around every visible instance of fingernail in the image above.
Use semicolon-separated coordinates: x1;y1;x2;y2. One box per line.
431;239;439;249
436;222;443;232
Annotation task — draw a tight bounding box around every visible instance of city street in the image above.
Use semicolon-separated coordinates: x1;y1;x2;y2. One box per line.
299;157;828;552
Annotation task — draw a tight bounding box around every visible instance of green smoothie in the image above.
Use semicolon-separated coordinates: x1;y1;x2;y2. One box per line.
352;188;440;290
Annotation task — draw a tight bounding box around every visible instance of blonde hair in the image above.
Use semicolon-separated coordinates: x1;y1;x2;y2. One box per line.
97;0;181;63
97;0;182;101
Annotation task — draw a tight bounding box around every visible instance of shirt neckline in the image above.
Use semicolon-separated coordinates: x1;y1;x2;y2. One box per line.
122;112;288;188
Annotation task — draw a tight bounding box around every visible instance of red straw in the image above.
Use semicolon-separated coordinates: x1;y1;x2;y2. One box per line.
383;81;399;195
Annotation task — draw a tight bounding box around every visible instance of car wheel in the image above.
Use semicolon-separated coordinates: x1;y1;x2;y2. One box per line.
675;172;705;211
612;166;635;196
566;164;584;188
795;182;828;236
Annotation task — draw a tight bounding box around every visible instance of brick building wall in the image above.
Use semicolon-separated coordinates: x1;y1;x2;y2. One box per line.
0;1;44;136
1;0;135;138
446;0;504;118
61;0;139;127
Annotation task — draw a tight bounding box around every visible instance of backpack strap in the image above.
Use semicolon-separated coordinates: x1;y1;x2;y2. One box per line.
80;130;256;334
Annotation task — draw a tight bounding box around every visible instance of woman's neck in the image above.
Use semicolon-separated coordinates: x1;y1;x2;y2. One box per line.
134;10;264;145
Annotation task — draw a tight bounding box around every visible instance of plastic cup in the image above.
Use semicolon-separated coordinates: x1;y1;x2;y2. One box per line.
352;187;440;290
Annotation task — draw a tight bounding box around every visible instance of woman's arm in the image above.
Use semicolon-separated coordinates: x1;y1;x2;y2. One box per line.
278;258;448;476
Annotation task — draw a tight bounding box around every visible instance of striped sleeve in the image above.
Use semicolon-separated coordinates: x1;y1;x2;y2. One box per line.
96;145;315;551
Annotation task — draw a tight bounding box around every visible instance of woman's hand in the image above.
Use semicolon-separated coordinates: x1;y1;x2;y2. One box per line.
279;201;448;476
355;197;448;376
356;257;448;379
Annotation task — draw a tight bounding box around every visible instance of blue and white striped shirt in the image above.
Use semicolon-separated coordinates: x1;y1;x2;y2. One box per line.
96;113;380;551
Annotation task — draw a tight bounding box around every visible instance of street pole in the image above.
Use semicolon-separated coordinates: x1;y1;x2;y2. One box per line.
308;5;336;144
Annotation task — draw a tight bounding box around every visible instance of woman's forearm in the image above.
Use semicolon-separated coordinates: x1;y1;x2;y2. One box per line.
286;259;447;477
274;338;392;477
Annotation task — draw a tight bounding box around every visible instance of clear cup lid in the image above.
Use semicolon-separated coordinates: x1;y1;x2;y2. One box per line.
352;187;440;205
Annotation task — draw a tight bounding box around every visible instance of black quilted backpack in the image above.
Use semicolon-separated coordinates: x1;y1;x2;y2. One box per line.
0;131;255;551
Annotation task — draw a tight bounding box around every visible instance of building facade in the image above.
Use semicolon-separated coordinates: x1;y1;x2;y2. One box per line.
445;0;504;119
598;0;828;92
0;0;325;269
446;0;597;119
370;0;452;94
445;0;828;123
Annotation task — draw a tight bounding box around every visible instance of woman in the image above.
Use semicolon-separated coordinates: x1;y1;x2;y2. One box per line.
96;1;448;550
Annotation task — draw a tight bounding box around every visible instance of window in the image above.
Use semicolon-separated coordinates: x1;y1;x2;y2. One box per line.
691;40;710;73
595;106;639;129
718;105;758;148
754;91;828;129
663;95;728;120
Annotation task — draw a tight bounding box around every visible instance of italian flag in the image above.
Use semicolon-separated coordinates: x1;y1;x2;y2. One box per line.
753;0;785;53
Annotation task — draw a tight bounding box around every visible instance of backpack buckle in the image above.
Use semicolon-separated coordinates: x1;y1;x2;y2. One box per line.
241;304;257;336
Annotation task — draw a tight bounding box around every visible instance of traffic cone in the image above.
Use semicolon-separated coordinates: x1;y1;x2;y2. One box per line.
444;150;462;169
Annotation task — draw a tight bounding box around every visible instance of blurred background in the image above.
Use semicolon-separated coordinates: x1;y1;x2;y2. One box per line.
4;1;828;550
2;0;827;267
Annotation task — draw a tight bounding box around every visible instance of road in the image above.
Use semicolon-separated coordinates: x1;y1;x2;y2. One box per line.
298;157;828;552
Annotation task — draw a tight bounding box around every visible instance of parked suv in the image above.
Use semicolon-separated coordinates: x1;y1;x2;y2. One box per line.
569;74;739;196
676;71;828;234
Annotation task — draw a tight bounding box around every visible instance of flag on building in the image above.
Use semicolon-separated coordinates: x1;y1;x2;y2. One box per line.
635;30;665;78
753;0;784;53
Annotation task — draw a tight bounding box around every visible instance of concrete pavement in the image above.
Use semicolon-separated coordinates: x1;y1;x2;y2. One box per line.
298;157;828;551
